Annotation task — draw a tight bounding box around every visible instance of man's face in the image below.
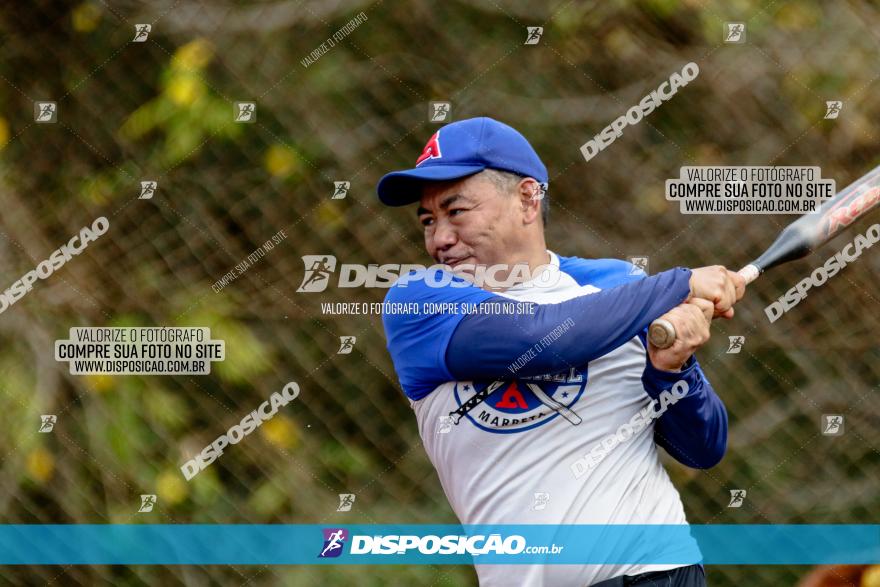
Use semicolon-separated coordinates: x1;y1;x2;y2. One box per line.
416;172;532;273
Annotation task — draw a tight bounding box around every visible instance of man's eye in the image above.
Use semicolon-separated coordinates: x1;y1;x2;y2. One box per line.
449;208;465;216
420;217;434;227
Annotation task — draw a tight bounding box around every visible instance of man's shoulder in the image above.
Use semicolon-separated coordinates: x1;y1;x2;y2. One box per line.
557;254;645;289
381;267;496;335
383;268;433;300
380;268;494;402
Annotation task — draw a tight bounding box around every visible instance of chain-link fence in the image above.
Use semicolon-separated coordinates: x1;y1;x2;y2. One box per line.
1;0;879;585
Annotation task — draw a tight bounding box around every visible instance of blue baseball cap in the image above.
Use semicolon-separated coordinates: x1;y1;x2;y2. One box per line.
376;117;548;206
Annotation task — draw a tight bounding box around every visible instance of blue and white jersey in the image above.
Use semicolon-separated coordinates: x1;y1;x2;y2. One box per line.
381;251;727;587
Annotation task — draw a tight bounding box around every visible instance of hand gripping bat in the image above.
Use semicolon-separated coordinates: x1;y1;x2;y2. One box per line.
648;164;880;348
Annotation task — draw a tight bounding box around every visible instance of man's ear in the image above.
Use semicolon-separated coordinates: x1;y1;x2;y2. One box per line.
517;177;542;223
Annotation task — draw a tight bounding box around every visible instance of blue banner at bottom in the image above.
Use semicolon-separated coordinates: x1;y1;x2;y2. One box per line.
0;525;877;565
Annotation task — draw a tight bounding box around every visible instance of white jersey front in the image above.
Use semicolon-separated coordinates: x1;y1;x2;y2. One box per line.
383;252;697;586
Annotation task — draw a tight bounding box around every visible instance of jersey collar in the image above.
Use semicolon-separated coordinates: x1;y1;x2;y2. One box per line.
505;250;559;291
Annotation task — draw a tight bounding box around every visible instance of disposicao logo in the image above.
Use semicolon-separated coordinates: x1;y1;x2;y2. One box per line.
319;528;348;558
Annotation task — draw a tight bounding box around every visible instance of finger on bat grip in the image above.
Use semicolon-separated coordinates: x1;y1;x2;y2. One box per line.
689;266;735;316
729;270;746;300
661;305;699;342
686;297;714;323
675;304;711;347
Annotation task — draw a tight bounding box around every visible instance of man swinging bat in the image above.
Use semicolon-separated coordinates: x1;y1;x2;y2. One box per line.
377;117;745;586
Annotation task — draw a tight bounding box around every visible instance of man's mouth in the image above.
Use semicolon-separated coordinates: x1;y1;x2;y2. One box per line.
442;256;473;268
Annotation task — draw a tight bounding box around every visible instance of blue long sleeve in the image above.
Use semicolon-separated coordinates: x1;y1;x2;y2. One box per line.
446;267;692;380
641;356;728;468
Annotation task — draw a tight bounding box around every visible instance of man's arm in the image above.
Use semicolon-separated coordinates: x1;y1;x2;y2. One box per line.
383;263;741;400
642;356;728;469
446;267;693;380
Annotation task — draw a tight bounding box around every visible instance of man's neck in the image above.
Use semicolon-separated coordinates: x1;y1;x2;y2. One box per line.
483;248;552;292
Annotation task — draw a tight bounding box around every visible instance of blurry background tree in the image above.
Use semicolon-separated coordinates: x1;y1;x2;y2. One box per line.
1;1;879;585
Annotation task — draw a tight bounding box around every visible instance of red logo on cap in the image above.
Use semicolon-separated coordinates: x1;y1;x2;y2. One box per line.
416;131;442;166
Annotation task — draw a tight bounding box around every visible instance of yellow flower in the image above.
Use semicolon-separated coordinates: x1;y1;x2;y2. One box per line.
260;415;297;450
316;200;345;231
72;3;102;33
26;447;55;482
84;374;114;393
863;566;880;587
172;39;214;71
167;75;205;106
264;144;300;177
156;470;188;505
0;117;9;149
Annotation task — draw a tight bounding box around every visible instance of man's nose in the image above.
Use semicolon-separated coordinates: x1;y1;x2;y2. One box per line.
431;219;458;250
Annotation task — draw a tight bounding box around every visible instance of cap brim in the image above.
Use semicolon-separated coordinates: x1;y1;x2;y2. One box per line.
377;164;486;206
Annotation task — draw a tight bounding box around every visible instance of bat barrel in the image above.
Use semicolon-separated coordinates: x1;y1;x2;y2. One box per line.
749;221;815;274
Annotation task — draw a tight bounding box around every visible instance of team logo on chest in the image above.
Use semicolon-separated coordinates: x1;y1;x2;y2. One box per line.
451;367;588;434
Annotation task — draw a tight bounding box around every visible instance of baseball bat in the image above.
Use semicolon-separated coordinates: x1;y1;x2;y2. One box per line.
648;163;880;349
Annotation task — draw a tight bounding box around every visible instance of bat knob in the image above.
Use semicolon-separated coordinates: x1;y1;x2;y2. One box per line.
648;319;676;349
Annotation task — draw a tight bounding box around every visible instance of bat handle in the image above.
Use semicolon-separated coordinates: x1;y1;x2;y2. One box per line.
647;264;761;349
